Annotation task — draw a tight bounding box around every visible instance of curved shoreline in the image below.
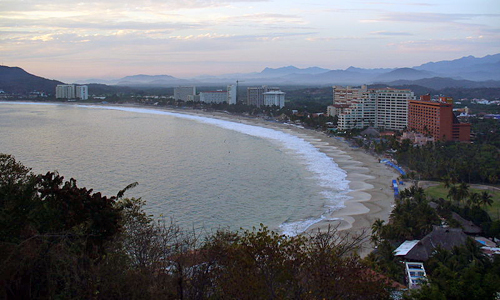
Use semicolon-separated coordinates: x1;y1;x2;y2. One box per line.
155;106;398;239
1;102;398;253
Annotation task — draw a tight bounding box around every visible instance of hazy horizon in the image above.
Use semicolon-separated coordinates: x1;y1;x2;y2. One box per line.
2;0;499;82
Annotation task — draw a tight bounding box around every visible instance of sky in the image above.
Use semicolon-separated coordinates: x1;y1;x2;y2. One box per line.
1;0;499;81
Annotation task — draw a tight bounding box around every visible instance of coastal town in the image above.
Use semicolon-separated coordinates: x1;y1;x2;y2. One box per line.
1;75;499;297
2;0;499;296
1;56;500;298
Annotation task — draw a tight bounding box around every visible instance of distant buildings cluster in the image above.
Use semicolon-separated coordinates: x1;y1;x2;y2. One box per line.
173;85;237;105
56;84;88;100
173;85;286;108
247;86;285;108
328;85;470;142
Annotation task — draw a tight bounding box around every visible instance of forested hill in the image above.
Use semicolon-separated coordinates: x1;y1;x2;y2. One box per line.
0;66;63;94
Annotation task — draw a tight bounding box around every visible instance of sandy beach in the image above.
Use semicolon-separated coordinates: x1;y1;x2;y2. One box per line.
68;103;399;255
154;107;400;254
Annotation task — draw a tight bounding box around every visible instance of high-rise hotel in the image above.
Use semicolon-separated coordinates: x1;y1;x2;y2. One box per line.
56;85;88;100
408;95;470;142
328;85;414;131
247;86;282;107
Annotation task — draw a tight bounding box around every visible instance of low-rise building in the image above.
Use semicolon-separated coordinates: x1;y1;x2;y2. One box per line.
394;226;469;262
199;90;228;104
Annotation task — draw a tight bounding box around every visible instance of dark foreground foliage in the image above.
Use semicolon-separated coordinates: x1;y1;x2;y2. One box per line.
0;154;394;299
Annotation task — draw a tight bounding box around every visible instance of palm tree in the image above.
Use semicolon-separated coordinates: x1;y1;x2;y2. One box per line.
441;175;452;189
371;219;385;245
371;219;385;236
447;185;459;203
480;191;494;208
467;192;481;209
456;182;470;205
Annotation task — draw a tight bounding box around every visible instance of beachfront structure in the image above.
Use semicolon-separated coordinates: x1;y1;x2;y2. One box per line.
56;85;75;99
56;84;88;100
263;91;286;108
199;85;237;104
329;85;414;131
199;90;228;104
174;86;196;102
75;85;88;100
227;85;237;105
247;86;281;107
374;88;413;131
408;95;471;142
330;85;375;130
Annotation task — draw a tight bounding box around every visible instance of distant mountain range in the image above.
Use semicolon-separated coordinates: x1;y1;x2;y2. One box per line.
1;54;499;94
414;54;500;81
79;53;497;87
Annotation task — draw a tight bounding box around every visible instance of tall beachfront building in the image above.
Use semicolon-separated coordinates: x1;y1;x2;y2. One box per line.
374;88;413;131
174;86;196;102
227;85;237;105
408;95;470;142
75;85;88;100
328;85;414;131
330;85;375;130
263;91;286;108
247;86;281;107
56;85;75;99
56;84;88;100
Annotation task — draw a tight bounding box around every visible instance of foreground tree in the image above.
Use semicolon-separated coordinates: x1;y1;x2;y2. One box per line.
0;154;124;298
1;154;396;299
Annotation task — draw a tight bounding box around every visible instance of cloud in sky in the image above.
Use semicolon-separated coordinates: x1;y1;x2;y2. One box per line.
1;0;499;80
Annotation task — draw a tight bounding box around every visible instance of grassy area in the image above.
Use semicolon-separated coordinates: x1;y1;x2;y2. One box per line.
425;183;500;220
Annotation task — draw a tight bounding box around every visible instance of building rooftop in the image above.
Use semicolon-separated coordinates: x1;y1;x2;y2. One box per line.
452;212;482;235
400;226;468;261
395;240;420;256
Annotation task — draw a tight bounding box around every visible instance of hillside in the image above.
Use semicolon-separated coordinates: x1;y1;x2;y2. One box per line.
0;66;64;94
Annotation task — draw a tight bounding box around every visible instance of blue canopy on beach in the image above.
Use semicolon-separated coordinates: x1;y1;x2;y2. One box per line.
381;159;406;176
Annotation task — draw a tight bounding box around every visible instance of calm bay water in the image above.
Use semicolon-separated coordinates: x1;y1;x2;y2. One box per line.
0;102;349;235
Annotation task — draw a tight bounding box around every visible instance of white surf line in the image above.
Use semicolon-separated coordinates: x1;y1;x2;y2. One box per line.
1;102;351;235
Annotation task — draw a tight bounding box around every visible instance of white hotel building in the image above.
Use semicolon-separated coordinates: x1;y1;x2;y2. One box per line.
56;85;88;100
174;86;196;102
199;85;237;104
200;90;228;104
329;85;414;131
263;91;286;108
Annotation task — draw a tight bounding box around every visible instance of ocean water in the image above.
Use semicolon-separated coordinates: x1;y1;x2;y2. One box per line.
0;102;349;235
